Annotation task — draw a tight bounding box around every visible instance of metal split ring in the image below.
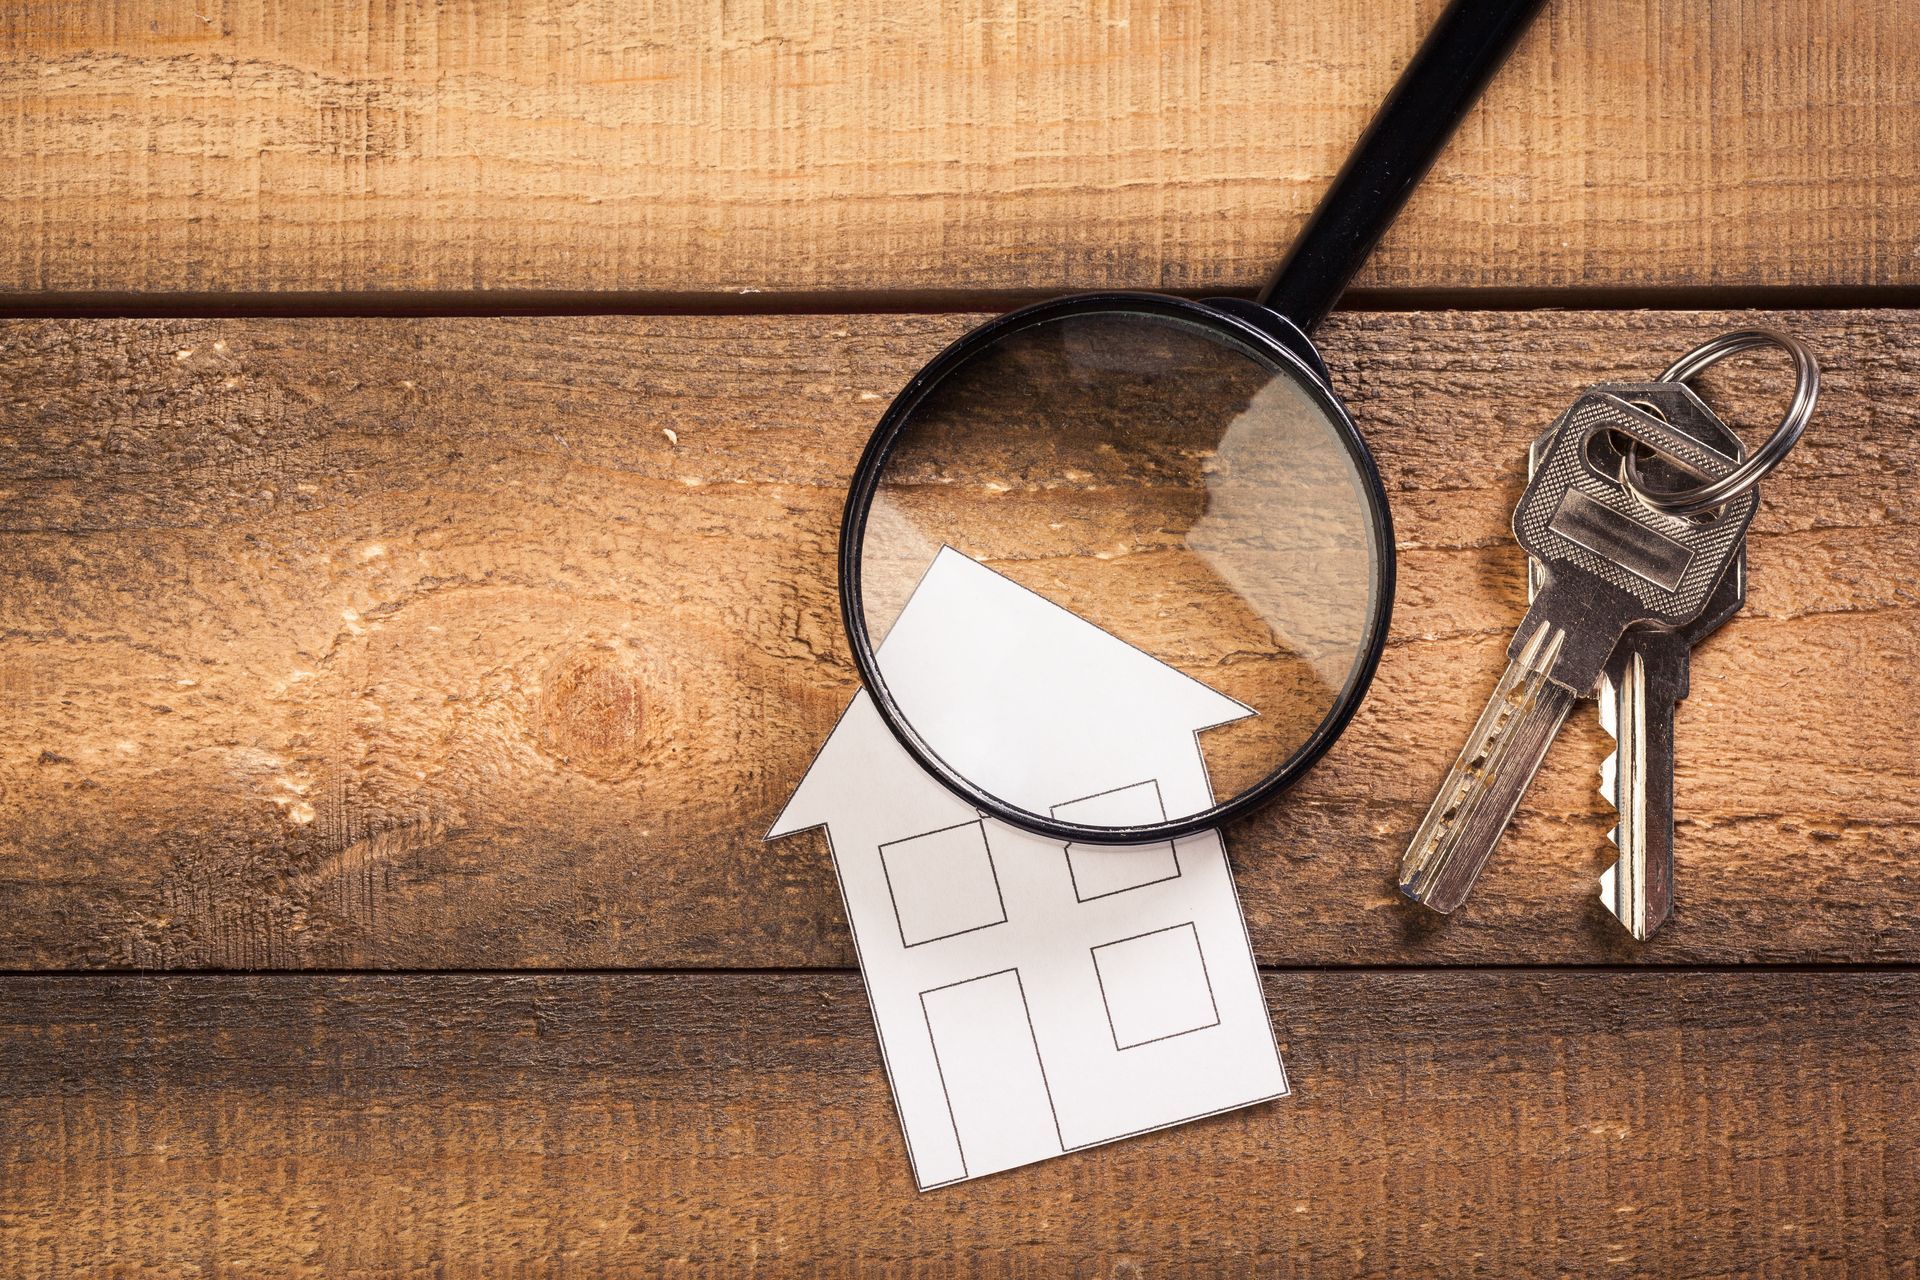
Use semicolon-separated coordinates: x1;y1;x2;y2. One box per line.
1620;328;1820;518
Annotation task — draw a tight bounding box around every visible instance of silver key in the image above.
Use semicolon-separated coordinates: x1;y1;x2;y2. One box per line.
1598;555;1747;939
1525;388;1750;940
1399;387;1757;913
1596;600;1733;939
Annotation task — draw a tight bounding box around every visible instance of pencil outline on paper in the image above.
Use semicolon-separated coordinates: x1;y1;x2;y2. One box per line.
878;818;1009;948
1054;780;1184;902
918;967;1066;1179
1089;921;1224;1051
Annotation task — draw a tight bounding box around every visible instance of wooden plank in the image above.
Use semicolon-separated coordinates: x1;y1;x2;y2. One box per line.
1;971;1915;1274
0;309;1915;970
2;0;1915;296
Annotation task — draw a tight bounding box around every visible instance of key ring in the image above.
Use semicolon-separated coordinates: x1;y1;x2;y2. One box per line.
1620;328;1820;518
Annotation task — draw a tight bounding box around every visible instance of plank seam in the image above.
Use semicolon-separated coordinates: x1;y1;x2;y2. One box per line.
4;963;1920;978
2;286;1918;321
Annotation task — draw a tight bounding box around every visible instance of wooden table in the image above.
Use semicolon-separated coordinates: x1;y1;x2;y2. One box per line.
3;2;1916;1273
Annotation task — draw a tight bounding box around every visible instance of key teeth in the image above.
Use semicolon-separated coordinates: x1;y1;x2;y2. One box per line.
1598;751;1618;809
1597;862;1649;939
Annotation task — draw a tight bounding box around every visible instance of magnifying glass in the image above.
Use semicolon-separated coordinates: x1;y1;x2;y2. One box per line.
841;0;1548;845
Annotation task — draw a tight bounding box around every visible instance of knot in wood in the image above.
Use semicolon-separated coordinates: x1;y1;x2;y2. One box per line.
536;647;648;778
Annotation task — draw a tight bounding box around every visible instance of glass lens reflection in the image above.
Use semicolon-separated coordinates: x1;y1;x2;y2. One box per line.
859;309;1379;827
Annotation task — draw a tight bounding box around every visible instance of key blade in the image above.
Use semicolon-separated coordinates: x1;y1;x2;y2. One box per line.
1597;645;1681;941
1400;622;1577;913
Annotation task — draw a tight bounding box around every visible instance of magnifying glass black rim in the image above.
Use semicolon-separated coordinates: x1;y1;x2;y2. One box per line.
838;291;1395;844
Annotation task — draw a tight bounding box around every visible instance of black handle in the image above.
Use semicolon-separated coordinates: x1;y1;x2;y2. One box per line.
1257;0;1548;333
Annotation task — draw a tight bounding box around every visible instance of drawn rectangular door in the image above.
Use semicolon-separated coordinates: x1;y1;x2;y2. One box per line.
919;969;1062;1182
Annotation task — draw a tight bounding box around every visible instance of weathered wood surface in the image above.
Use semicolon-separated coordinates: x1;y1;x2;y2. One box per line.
1;971;1915;1276
1;309;1913;970
3;0;1916;296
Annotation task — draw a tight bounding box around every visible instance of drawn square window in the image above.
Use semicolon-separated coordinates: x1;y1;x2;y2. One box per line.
1053;781;1180;902
879;820;1008;948
1091;923;1220;1050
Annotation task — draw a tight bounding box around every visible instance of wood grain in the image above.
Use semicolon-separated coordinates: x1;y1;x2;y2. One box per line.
1;970;1916;1275
3;0;1916;296
0;309;1913;970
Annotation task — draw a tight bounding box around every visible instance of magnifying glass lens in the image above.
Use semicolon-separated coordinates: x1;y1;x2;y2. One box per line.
857;305;1385;836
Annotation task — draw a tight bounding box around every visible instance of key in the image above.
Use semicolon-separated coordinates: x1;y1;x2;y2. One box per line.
1399;384;1757;913
1525;390;1750;940
1596;576;1741;939
1595;478;1749;936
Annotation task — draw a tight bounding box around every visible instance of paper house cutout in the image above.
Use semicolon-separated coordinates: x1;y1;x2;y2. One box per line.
770;548;1287;1189
772;547;1252;836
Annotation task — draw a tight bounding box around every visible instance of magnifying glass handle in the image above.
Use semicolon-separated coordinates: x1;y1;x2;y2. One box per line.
1256;0;1548;335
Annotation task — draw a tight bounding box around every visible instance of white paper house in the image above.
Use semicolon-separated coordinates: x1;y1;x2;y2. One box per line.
770;548;1287;1189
